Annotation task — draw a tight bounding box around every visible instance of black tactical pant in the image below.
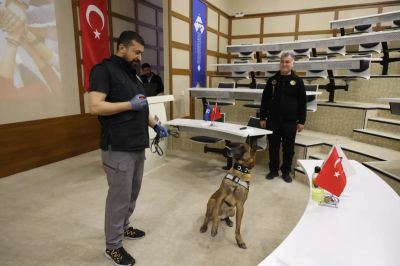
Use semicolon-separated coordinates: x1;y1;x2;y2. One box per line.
267;121;297;174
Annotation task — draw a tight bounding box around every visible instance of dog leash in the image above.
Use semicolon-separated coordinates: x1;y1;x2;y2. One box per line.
150;128;180;156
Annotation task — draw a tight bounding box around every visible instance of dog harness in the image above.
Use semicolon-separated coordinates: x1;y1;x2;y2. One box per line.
224;173;249;190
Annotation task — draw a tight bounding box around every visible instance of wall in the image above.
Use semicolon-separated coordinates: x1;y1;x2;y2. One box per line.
230;1;400;45
0;0;165;178
167;0;230;118
0;0;99;178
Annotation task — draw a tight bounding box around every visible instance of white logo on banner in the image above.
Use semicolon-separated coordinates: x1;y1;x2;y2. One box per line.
194;15;204;72
86;4;105;39
194;15;204;33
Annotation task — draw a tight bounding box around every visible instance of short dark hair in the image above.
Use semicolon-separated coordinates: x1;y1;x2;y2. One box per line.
141;63;151;69
117;31;145;50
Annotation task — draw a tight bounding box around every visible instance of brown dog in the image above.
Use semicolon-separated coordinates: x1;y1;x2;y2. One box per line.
200;143;256;249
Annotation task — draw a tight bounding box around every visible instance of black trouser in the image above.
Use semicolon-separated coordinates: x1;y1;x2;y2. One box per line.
267;121;297;174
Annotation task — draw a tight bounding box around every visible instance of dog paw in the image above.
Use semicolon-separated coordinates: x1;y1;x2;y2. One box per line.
237;242;247;249
200;225;207;233
211;229;218;237
224;217;234;227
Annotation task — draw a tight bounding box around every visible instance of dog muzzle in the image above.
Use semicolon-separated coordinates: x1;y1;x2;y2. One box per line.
224;173;249;190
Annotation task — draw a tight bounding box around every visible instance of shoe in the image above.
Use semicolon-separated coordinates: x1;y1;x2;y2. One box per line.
105;247;135;266
266;171;278;180
124;227;145;240
282;173;293;183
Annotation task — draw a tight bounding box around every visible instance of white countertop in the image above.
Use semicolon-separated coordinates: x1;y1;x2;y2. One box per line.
259;159;400;266
164;118;272;144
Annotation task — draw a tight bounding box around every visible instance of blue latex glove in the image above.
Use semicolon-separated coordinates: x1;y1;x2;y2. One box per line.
130;94;148;111
153;124;169;138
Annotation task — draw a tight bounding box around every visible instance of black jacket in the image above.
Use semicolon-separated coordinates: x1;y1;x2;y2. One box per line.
140;73;164;96
260;71;307;124
89;55;149;151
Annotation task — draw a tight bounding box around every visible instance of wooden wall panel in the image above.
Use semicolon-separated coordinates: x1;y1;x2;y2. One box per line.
0;115;100;178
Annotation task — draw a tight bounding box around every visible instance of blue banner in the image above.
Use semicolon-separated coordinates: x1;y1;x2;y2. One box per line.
192;0;206;87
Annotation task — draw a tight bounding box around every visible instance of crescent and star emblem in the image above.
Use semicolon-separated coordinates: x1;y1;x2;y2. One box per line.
86;5;105;39
333;158;341;178
290;80;296;86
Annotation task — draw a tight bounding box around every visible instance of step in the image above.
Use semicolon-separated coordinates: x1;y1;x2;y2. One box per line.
367;117;400;134
353;129;400;151
306;104;367;137
294;165;305;174
376;109;400;120
317;100;389;110
299;130;400;162
295;133;324;147
308;152;328;160
363;160;400;181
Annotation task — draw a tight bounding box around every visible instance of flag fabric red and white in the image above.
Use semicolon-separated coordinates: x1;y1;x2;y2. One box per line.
314;147;347;197
79;0;110;91
210;103;222;121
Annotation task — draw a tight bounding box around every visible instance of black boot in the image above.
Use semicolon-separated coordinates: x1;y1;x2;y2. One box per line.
282;172;293;183
266;171;278;180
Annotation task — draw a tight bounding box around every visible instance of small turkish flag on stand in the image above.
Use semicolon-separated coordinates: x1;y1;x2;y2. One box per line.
79;0;110;91
314;147;347;197
210;103;222;121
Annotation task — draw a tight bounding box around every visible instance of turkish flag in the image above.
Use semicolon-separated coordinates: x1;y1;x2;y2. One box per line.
79;0;110;91
314;147;347;197
211;103;222;121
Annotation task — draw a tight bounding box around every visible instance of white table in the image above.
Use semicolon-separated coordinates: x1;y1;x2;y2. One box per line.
164;118;272;145
259;159;400;266
189;88;321;100
226;31;400;52
330;10;400;29
215;58;381;72
378;97;400;103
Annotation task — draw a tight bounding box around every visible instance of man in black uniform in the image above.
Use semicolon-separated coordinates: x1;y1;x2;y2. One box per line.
140;63;164;96
88;31;169;266
260;52;306;183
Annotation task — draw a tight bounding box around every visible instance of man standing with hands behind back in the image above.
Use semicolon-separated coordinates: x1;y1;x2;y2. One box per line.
140;63;164;96
259;51;307;183
88;31;169;266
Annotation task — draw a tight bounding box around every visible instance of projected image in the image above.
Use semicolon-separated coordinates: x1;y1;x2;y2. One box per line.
0;0;60;99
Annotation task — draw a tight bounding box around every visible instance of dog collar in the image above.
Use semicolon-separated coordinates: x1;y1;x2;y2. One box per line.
233;163;250;174
224;173;249;190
